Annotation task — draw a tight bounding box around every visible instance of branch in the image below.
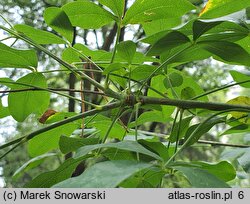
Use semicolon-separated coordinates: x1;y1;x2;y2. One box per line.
0;101;123;159
2;87;249;112
139;96;250;112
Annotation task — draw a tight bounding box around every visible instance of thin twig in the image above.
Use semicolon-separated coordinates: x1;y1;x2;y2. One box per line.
129;129;250;148
0;88;106;95
197;140;250;148
192;80;250;100
0;80;99;108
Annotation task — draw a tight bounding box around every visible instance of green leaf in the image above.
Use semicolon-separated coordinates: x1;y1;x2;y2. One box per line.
0;78;15;88
44;112;78;124
147;75;177;117
122;0;195;25
74;140;162;161
138;139;169;161
193;161;236;182
110;69;127;88
199;32;248;43
44;7;74;42
103;63;124;74
174;166;230;187
59;136;99;154
8;73;50;122
62;43;156;70
28;122;79;157
160;20;249;52
141;30;171;45
129;110;172;127
160;43;211;66
13;153;57;180
117;41;136;64
172;160;236;182
247;7;250;18
130;65;158;81
164;69;208;101
237;36;250;54
147;31;190;56
193;20;222;41
230;70;250;88
198;41;250;66
184;116;225;146
221;148;250;173
120;167;164;187
221;148;246;160
114;51;159;66
73;43;111;61
205;21;249;35
86;115;125;140
62;1;116;29
164;72;184;88
0;42;37;69
221;124;250;136
61;47;81;70
54;160;153;187
237;149;250;173
169;116;193;143
102;149;136;161
180;86;196;99
177;19;196;35
62;44;112;69
227;96;250;124
200;0;250;19
99;0;125;18
142;18;181;35
0;99;9;119
196;21;249;42
14;24;66;44
25;156;90;187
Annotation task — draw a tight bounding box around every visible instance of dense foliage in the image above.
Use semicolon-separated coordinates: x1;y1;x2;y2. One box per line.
0;0;250;187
